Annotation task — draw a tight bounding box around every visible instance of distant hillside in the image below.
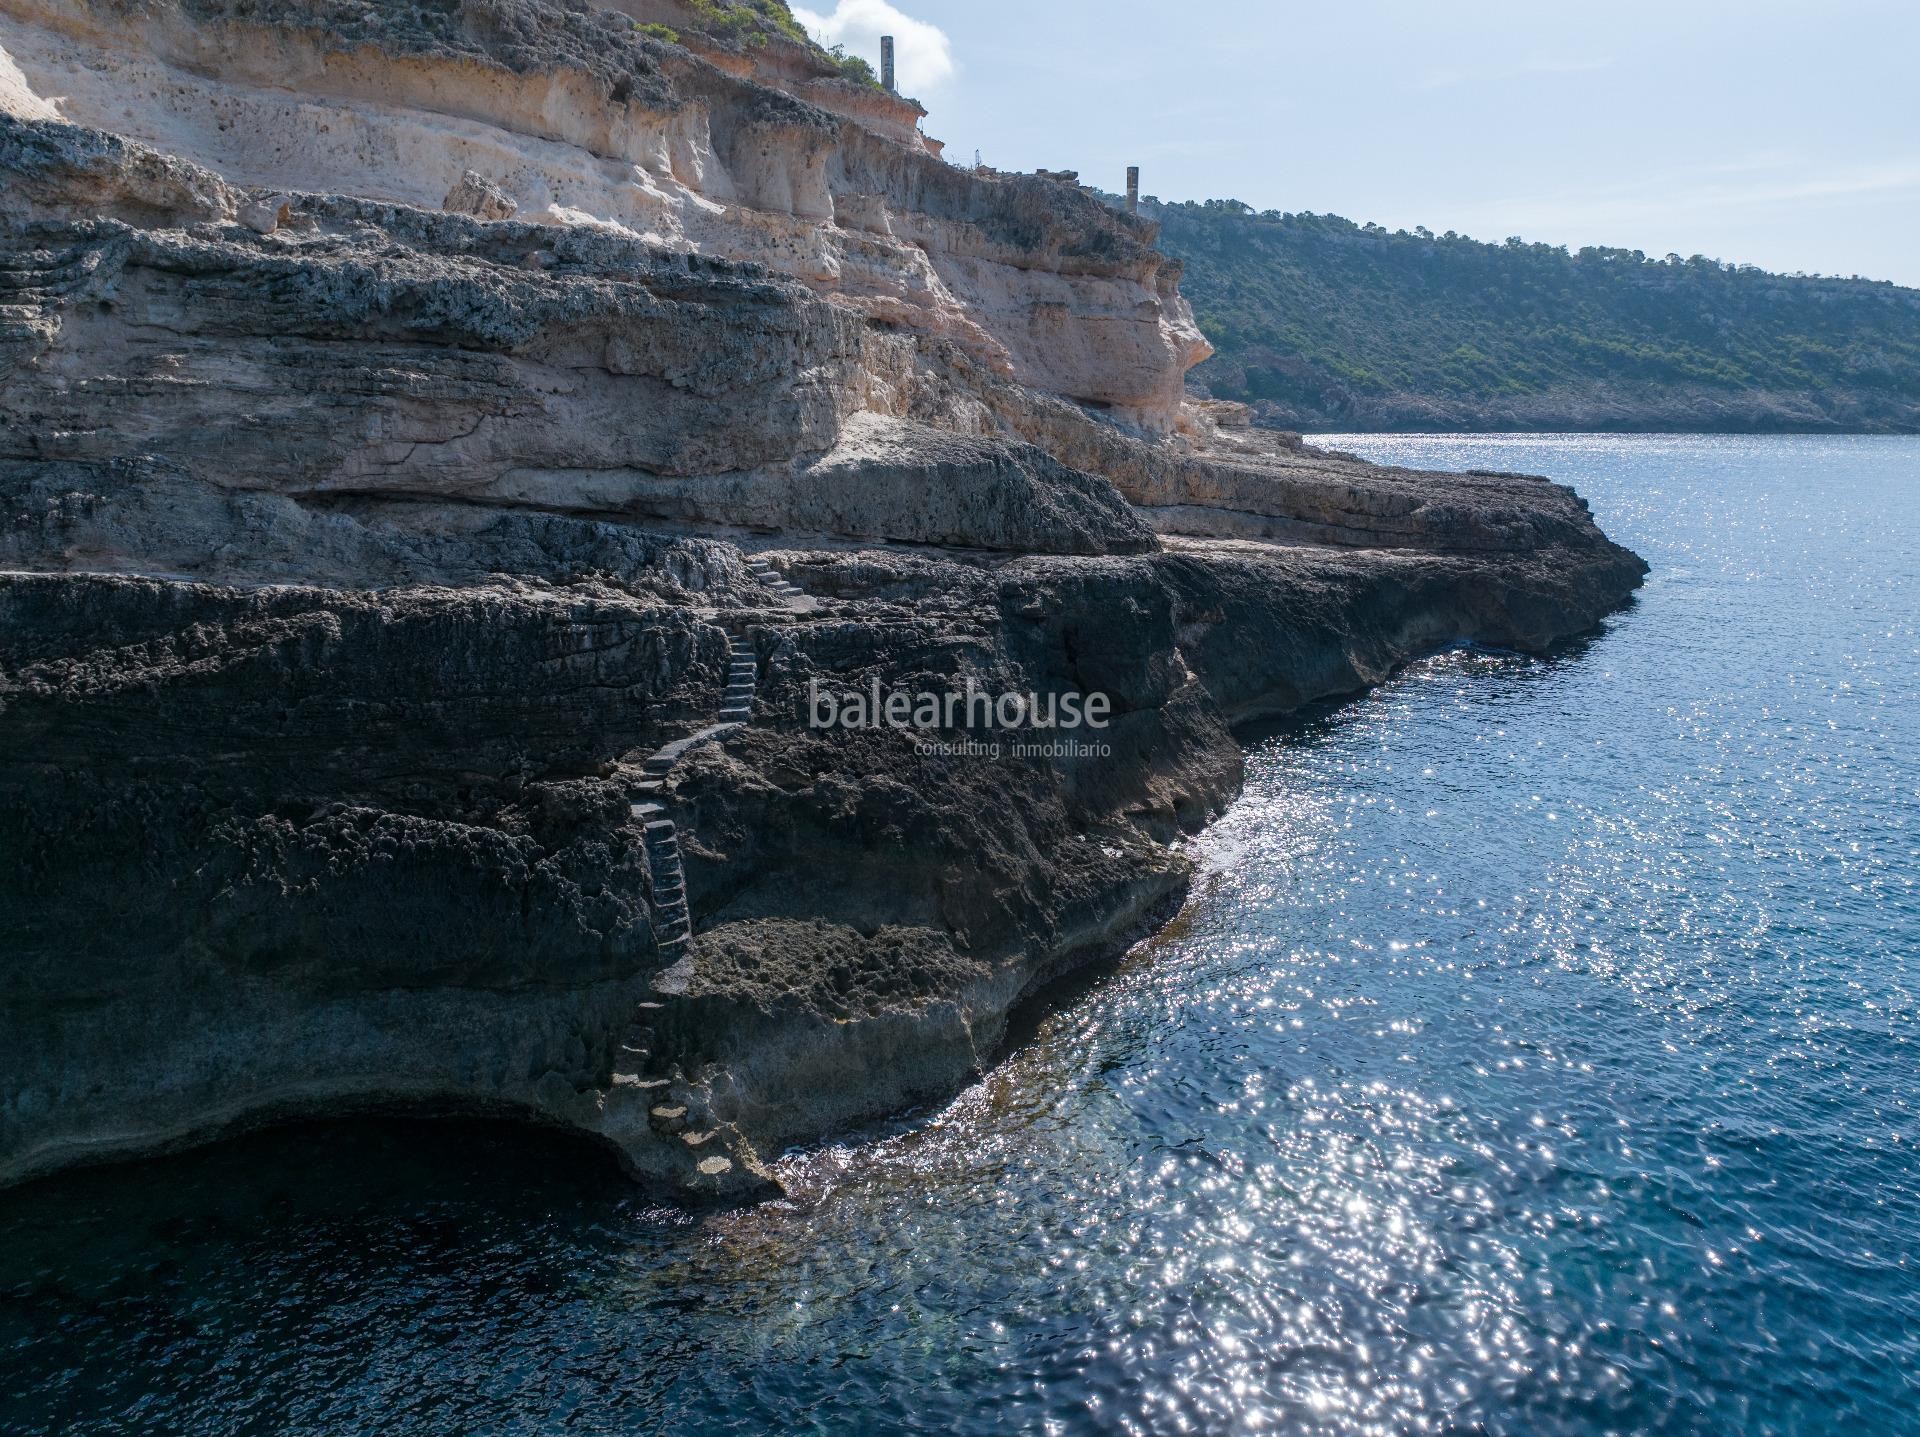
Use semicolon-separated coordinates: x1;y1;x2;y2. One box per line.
1150;201;1920;433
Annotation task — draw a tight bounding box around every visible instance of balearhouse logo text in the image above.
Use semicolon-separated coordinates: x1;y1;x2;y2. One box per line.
808;677;1113;761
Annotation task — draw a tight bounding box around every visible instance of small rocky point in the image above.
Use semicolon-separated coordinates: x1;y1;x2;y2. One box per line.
0;0;1646;1199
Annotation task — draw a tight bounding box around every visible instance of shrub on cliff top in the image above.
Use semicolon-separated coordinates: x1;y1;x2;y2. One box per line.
681;0;813;49
827;44;884;89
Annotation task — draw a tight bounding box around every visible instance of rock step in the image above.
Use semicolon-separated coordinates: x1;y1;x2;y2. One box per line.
695;1155;734;1178
610;1073;671;1091
718;708;751;723
681;1129;720;1149
630;801;666;821
644;722;748;776
643;820;676;837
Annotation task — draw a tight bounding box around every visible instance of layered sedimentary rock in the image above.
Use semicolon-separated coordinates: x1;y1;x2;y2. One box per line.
0;0;1645;1196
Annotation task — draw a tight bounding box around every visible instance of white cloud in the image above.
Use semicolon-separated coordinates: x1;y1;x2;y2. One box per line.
791;0;955;96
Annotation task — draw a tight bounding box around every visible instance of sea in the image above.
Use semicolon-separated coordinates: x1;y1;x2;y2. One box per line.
2;435;1915;1435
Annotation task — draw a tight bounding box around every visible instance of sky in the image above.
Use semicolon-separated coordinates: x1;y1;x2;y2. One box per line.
791;0;1920;286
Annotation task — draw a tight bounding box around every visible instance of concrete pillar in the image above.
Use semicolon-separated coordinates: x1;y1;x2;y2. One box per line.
881;35;895;92
1126;166;1140;215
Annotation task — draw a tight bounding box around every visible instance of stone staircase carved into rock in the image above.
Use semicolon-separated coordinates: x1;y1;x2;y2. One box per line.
605;551;808;1190
744;554;803;603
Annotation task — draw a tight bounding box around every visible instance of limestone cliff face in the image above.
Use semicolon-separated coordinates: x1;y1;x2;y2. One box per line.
0;0;1206;428
0;0;1646;1197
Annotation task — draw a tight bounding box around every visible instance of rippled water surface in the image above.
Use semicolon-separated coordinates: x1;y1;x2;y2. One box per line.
3;436;1917;1435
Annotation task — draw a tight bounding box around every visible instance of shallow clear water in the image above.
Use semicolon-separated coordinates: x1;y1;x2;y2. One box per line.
3;435;1917;1435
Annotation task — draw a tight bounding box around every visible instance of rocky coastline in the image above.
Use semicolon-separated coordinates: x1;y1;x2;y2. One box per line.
0;0;1645;1198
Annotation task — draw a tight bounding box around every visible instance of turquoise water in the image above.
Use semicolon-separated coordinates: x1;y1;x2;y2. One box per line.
3;435;1916;1434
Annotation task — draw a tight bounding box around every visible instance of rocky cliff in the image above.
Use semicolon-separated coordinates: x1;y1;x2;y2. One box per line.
0;0;1646;1197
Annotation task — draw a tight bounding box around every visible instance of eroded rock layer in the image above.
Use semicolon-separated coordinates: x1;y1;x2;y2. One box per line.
0;0;1645;1196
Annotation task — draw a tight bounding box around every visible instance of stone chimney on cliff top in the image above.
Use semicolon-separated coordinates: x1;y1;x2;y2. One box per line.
881;35;895;92
1126;166;1140;215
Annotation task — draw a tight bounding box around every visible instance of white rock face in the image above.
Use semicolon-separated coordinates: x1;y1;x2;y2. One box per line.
0;0;1208;429
443;169;518;221
238;191;290;232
